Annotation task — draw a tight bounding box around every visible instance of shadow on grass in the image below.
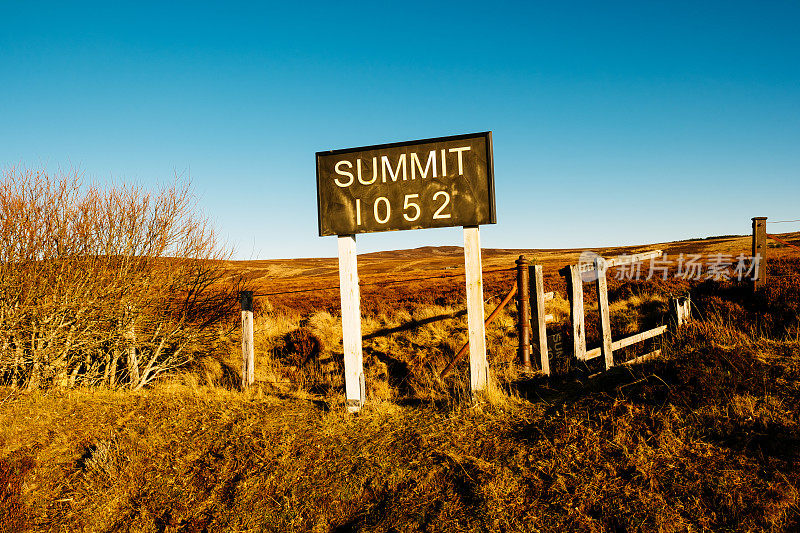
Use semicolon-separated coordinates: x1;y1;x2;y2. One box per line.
511;343;800;466
363;309;467;340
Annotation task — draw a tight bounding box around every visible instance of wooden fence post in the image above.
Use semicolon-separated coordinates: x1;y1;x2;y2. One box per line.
123;304;139;389
671;296;692;327
671;297;682;327
530;264;550;375
338;235;365;413
515;256;532;371
464;226;489;393
683;297;692;324
240;291;255;390
594;258;613;370
752;217;768;290
125;328;139;390
566;265;586;361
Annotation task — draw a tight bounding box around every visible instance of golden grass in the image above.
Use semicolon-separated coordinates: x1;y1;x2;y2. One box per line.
3;230;800;530
3;319;799;532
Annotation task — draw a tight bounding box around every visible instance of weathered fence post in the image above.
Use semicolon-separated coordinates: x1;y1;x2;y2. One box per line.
125;328;139;390
752;217;768;290
515;256;532;371
123;305;139;389
594;257;614;370
240;291;255;390
565;265;586;361
671;296;692;327
530;264;550;375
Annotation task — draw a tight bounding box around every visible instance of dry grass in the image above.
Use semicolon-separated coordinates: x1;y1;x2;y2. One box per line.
2;257;799;531
2;316;799;531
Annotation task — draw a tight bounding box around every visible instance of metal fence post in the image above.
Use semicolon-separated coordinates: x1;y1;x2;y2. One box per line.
515;256;532;371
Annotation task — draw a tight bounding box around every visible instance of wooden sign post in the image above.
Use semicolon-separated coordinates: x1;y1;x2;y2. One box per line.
338;234;365;412
317;132;496;410
464;226;489;391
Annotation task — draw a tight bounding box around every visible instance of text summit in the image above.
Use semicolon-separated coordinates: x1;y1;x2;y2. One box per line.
331;147;473;188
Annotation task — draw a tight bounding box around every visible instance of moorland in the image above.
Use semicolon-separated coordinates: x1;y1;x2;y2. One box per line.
2;169;799;531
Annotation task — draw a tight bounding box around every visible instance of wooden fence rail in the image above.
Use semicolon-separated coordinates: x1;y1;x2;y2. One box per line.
543;250;690;374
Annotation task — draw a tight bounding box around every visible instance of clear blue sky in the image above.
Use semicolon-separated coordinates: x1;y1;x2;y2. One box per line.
2;1;799;259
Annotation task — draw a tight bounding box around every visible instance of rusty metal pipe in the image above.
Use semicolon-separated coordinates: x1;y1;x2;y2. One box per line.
515;255;532;371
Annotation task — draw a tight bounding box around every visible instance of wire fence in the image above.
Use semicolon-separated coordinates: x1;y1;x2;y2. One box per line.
767;233;800;254
765;218;800;280
250;266;516;298
247;219;800;300
242;225;800;395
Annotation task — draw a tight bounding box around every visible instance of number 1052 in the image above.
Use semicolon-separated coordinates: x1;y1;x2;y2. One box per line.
355;192;452;226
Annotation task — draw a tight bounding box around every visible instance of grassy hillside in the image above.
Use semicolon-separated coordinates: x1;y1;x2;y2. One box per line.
1;321;798;531
2;250;799;531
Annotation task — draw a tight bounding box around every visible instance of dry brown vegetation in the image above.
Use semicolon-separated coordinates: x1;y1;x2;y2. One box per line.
1;167;800;531
0;167;239;390
2;295;799;531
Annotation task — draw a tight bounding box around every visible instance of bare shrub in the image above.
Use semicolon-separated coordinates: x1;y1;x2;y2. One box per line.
0;166;238;389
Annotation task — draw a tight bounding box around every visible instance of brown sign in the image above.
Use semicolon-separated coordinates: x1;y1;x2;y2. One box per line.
316;132;496;236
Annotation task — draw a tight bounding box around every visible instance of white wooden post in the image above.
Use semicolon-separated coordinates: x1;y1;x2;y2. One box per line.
594;257;613;370
463;226;489;392
530;264;550;375
338;235;365;413
567;265;587;361
240;291;255;389
672;296;692;327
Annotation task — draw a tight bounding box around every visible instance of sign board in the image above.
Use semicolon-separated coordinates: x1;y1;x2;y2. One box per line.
316;132;496;236
547;331;565;363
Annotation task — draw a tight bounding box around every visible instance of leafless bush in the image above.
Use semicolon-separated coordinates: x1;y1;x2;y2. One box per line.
0;166;238;389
